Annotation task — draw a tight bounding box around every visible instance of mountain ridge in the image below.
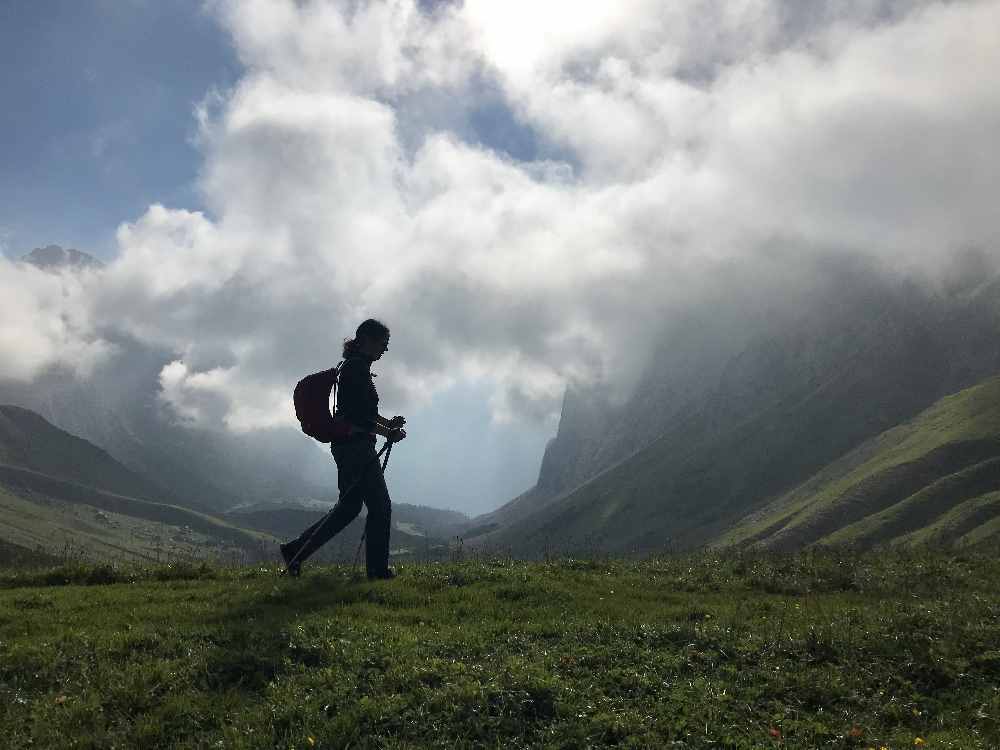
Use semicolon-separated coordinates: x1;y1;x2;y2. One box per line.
470;258;1000;554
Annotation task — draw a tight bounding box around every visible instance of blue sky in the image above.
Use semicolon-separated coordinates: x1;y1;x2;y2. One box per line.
0;0;553;261
0;0;240;259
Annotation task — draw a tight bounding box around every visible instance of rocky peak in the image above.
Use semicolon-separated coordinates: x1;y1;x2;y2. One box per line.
20;244;104;271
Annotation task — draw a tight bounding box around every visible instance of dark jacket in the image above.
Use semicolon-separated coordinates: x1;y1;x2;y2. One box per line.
335;354;379;436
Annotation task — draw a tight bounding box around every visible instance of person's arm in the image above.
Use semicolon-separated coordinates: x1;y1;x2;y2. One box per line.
338;363;405;439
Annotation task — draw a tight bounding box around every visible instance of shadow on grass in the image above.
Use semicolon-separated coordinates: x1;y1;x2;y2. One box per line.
196;567;383;692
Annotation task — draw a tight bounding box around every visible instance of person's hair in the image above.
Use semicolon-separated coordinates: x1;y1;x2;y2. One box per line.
343;318;390;358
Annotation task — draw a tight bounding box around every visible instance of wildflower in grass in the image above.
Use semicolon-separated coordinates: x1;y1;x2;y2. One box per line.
848;725;863;738
768;726;782;739
914;739;926;746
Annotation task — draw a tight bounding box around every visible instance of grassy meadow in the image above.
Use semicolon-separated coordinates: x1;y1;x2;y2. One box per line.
1;551;998;749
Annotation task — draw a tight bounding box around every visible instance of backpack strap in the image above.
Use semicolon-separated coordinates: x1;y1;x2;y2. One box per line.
332;360;345;412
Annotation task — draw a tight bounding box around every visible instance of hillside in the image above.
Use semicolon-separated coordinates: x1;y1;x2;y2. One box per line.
473;321;965;555
0;405;170;503
0;364;332;512
718;375;1000;550
0;464;271;563
0;404;463;566
472;258;1000;554
0;406;272;563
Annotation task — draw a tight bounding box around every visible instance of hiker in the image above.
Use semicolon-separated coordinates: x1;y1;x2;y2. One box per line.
281;318;407;579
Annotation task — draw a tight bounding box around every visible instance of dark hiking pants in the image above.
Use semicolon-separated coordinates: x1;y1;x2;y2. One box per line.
287;438;392;577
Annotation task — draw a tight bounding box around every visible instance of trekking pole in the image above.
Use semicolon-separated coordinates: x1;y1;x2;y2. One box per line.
282;439;393;576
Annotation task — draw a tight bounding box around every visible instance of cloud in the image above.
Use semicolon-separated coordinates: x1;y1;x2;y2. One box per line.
0;259;112;382
3;0;998;434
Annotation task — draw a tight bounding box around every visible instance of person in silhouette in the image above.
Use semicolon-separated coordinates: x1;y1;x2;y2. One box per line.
281;318;406;579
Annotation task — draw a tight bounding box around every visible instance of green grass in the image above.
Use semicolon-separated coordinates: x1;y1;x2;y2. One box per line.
1;551;998;748
719;376;1000;549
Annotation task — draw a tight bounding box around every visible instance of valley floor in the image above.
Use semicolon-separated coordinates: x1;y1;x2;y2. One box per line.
1;552;998;749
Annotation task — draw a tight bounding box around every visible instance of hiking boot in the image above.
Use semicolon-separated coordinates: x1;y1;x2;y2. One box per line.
367;566;396;581
280;541;302;578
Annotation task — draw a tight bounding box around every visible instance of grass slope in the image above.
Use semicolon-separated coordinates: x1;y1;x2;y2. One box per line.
0;536;61;567
721;376;1000;550
0;465;272;563
0;552;997;748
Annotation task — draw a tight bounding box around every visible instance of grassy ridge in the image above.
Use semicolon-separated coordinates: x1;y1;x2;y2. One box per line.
720;376;1000;550
1;552;998;748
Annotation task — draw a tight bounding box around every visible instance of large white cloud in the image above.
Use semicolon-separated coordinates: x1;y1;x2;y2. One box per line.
4;0;998;433
0;260;111;382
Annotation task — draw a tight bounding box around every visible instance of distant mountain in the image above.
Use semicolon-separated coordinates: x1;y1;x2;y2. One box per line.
0;464;268;557
471;254;1000;554
0;332;335;514
20;244;103;270
0;406;271;563
717;375;1000;551
0;404;167;503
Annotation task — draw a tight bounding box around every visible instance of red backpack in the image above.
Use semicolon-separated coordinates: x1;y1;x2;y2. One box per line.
293;363;353;443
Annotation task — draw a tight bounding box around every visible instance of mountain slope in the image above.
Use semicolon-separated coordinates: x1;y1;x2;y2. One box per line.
473;256;1000;554
0;407;272;562
0;340;338;512
0;475;269;564
0;405;169;503
718;375;1000;550
474;302;959;554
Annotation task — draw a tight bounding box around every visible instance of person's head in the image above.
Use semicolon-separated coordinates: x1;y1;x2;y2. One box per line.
343;318;390;360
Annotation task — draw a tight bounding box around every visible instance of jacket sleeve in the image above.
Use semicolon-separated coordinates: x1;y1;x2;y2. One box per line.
336;359;377;432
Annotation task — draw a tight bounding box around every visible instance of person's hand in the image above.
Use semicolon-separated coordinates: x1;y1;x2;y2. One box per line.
389;427;407;443
388;415;406;429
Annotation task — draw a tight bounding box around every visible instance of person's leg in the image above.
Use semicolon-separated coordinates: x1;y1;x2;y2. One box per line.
288;495;362;562
284;441;371;564
362;454;393;578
